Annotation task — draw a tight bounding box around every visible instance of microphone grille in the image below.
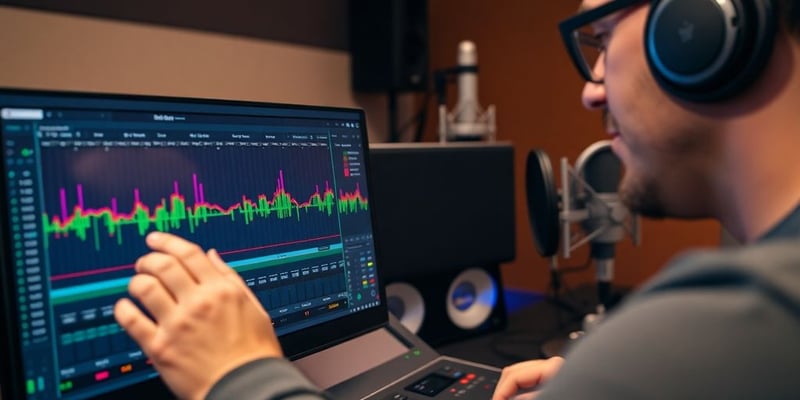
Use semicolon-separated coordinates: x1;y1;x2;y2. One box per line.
575;141;622;194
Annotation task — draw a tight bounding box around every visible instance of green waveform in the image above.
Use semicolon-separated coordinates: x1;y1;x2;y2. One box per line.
41;177;361;251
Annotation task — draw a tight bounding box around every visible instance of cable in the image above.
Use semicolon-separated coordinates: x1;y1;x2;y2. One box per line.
413;91;431;142
487;259;594;362
394;90;433;142
559;251;593;275
388;90;399;142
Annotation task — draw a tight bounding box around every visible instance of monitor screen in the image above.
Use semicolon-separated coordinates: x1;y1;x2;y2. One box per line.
0;89;387;400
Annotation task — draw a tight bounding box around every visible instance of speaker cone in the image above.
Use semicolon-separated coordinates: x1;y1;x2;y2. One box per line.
445;268;498;330
386;282;425;333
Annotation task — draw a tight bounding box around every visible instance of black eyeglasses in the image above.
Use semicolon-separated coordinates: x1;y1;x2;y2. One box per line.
559;0;649;83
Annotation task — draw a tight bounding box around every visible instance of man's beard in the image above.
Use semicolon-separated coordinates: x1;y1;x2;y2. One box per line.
620;173;667;219
605;111;668;218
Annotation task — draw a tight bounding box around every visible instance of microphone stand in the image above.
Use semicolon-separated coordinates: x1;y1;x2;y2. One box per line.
540;256;610;358
592;243;615;311
541;246;626;358
545;257;585;326
582;251;614;336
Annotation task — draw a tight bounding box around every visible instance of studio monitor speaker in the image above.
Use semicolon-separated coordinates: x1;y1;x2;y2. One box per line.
385;265;507;347
370;142;515;346
349;0;429;92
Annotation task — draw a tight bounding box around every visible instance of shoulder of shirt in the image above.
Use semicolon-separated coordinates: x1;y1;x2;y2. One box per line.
634;238;800;313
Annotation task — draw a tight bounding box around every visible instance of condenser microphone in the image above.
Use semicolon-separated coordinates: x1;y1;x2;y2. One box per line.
571;141;635;308
453;41;480;131
526;141;641;305
437;40;496;142
526;140;641;357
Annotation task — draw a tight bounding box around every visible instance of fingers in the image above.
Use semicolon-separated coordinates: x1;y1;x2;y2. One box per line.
208;249;268;315
207;248;250;295
127;273;176;320
135;252;197;299
494;357;565;400
493;359;556;400
539;356;564;381
145;232;223;283
207;248;240;280
510;392;538;400
114;297;157;348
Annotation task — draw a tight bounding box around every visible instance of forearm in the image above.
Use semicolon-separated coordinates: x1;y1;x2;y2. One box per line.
206;357;330;400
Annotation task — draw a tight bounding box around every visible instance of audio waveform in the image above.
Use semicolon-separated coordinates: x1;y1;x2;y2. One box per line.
42;171;368;251
338;183;369;214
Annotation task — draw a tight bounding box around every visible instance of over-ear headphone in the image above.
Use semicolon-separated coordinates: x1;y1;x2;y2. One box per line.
645;0;777;102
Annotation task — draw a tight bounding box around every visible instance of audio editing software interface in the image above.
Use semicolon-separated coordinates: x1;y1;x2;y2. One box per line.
0;92;380;399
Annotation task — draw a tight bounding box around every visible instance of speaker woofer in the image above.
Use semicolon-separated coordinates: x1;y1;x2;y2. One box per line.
386;282;426;333
445;268;498;330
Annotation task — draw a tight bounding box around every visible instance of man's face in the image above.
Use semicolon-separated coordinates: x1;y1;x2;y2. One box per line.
579;0;720;219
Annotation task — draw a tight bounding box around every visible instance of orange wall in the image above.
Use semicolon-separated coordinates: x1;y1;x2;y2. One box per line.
425;1;721;292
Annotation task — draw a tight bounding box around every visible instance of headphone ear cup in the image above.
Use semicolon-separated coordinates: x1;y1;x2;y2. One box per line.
645;0;777;102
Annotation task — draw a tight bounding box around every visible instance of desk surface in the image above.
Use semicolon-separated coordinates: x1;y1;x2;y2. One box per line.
435;285;625;368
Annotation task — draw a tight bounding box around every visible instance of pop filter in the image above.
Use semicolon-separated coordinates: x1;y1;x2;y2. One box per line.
525;149;560;257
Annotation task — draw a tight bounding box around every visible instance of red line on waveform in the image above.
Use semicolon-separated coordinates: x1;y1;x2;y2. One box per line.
49;233;342;281
50;263;136;282
218;233;340;255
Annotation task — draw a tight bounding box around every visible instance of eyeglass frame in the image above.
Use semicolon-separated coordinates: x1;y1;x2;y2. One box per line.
558;0;649;83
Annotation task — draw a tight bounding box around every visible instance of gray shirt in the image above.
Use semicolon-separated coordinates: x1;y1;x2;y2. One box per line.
206;357;326;400
537;240;800;399
536;205;800;399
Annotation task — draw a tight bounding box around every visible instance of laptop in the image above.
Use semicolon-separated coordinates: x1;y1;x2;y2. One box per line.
0;88;505;400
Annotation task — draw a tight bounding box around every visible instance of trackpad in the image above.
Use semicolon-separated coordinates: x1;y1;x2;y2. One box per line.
294;328;408;389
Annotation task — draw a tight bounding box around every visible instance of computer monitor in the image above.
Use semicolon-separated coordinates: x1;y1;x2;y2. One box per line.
0;88;387;400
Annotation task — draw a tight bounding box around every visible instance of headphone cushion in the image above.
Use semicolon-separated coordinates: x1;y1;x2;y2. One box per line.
645;0;777;102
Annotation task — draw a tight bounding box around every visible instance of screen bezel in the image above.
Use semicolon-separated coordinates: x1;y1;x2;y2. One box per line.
0;87;389;400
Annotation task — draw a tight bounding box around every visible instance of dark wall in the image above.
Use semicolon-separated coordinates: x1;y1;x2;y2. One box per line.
0;0;348;50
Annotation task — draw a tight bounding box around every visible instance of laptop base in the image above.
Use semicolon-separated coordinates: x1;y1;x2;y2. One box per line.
296;315;502;400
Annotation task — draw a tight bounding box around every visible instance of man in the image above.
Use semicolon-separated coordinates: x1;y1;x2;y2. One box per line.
115;0;800;399
495;0;800;398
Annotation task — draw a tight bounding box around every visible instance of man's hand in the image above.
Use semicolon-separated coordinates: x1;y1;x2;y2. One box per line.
114;232;283;400
492;357;565;400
